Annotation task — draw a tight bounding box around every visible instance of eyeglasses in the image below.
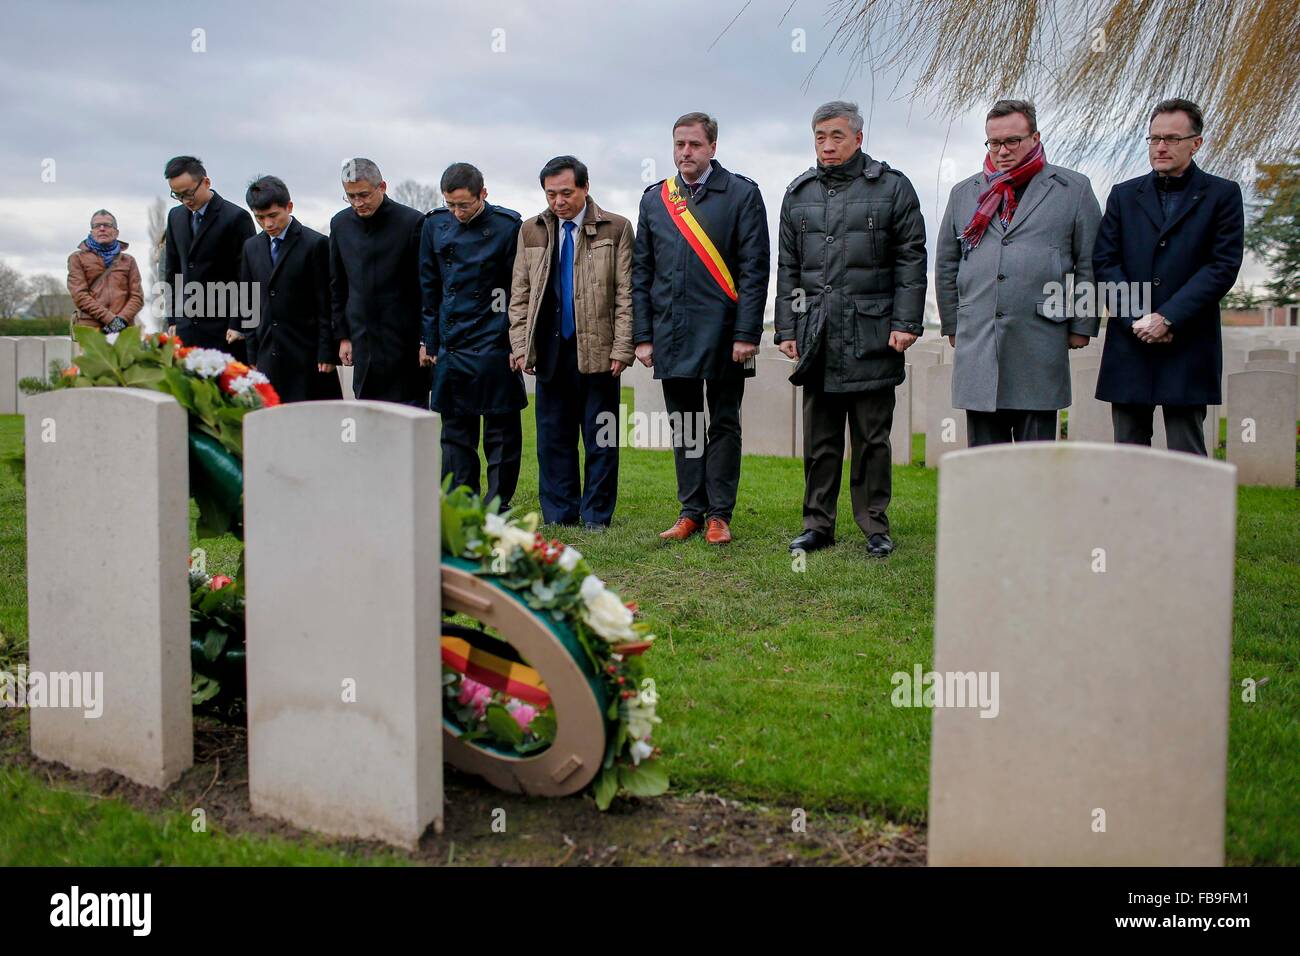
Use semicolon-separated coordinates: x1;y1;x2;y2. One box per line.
344;190;376;204
1145;134;1199;146
444;200;480;212
985;136;1030;151
91;222;117;230
169;178;208;202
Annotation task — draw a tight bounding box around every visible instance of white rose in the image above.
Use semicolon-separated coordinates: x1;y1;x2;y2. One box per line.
629;739;654;765
582;586;637;644
579;574;606;602
483;512;535;553
557;546;582;573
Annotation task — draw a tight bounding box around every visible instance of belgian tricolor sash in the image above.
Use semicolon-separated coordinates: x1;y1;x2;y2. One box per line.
660;176;738;301
441;634;552;708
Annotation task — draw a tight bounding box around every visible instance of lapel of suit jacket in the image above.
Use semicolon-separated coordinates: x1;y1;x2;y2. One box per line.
268;218;299;283
188;191;223;258
1002;168;1058;239
173;203;194;263
1134;171;1165;232
1156;163;1209;239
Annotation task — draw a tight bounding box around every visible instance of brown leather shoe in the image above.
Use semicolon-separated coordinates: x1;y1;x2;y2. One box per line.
659;517;701;541
705;517;732;545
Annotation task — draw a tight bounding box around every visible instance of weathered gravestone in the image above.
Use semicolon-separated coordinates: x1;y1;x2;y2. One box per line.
244;401;443;849
1247;348;1289;363
24;389;192;787
925;362;967;466
1226;370;1298;487
930;442;1236;865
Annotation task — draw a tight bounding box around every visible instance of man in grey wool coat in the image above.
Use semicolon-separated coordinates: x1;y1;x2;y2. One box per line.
936;99;1102;446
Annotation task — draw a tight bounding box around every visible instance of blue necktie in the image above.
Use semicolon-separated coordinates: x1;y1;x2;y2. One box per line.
559;220;575;340
191;210;204;234
270;236;282;267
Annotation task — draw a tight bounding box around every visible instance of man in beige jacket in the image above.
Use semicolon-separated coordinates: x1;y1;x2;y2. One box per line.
509;155;634;528
67;210;144;333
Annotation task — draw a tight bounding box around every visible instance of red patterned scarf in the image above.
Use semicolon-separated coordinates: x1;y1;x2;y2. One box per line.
959;141;1046;256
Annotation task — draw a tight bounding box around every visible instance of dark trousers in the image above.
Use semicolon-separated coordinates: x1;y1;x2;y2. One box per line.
441;412;522;509
534;338;620;526
1111;403;1207;456
176;319;247;364
966;409;1058;446
803;386;895;537
661;376;745;523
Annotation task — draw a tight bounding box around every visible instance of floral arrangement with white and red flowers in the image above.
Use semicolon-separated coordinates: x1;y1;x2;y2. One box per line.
441;480;667;809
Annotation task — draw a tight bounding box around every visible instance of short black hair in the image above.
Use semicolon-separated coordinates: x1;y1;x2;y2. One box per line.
1150;98;1204;135
538;155;589;189
164;155;206;181
246;175;292;211
440;162;484;196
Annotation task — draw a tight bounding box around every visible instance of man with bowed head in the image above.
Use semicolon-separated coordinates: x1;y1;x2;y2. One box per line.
936;99;1101;447
329;157;430;405
632;111;770;546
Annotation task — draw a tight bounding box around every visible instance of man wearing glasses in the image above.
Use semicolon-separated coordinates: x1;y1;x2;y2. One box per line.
1093;98;1244;455
935;99;1102;447
163;155;255;357
329;157;429;404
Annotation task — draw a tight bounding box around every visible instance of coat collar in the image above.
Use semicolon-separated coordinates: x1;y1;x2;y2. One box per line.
1000;167;1064;237
1135;160;1209;235
265;217;300;279
78;239;130;252
536;196;611;238
185;190;226;255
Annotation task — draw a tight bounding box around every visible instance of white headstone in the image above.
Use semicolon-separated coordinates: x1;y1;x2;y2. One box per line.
925;363;967;466
24;389;192;787
741;357;797;457
1066;364;1110;442
244;400;443;849
0;338;17;415
891;370;912;466
43;337;73;371
1226;370;1298;486
337;363;355;400
1247;348;1289;362
14;338;45;415
930;442;1236;865
907;348;942;431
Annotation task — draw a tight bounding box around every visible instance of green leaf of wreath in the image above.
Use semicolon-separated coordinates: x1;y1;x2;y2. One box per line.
617;760;669;798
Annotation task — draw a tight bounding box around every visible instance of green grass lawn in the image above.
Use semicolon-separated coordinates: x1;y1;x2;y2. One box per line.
0;397;1296;865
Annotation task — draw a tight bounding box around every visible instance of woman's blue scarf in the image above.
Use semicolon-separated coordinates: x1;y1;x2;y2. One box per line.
84;234;121;268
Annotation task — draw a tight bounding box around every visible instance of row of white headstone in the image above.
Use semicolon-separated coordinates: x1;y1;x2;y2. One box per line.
621;331;1298;487
23;387;1238;862
0;336;74;415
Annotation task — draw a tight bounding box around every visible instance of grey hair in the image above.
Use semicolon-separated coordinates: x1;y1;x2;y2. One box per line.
90;209;117;228
341;157;384;186
812;100;864;134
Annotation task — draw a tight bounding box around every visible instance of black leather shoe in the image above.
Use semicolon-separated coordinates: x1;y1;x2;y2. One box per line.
867;533;894;558
790;529;834;553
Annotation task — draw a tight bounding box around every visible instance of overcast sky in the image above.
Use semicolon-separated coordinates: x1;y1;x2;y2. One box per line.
0;0;1267;305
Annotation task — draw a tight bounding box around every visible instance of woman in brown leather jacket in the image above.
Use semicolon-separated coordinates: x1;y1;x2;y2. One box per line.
66;209;144;332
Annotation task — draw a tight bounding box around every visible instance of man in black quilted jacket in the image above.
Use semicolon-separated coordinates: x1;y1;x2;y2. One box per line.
775;100;927;558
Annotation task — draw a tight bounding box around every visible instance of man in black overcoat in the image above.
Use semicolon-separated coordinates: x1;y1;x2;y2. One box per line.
330;157;430;404
238;175;341;402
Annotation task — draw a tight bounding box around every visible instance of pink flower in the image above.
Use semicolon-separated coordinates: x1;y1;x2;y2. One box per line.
209;575;233;591
509;702;538;732
457;677;492;717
